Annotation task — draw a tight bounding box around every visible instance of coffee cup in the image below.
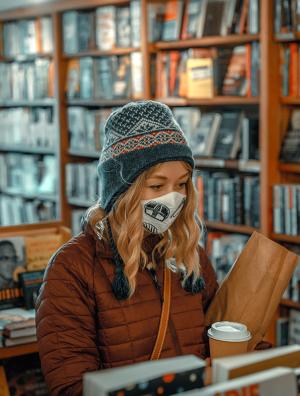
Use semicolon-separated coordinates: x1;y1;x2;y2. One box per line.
207;321;251;359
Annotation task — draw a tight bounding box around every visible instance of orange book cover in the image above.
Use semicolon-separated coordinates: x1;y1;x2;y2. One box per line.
48;60;55;97
168;51;180;97
289;43;298;96
246;43;251;97
35;18;43;54
66;59;80;98
238;0;249;34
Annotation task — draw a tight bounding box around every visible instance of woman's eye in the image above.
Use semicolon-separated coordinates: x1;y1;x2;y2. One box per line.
179;182;187;188
149;185;162;190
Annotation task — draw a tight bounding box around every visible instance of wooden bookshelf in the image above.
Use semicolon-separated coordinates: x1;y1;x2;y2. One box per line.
68;149;99;158
0;342;38;360
276;32;300;42
279;163;300;173
0;99;56;107
154;34;260;50
271;233;300;244
205;221;257;235
194;158;260;173
281;97;300;105
280;299;300;310
0;145;55;155
0;52;53;62
159;97;260;106
63;47;140;58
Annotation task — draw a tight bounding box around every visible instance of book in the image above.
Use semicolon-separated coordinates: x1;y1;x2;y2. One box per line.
213;112;243;159
201;0;227;37
289;309;300;344
181;0;204;39
222;46;248;96
95;6;116;51
18;270;45;310
180;367;297;396
116;6;131;48
83;355;206;396
130;0;141;48
212;344;300;384
186;58;214;98
4;334;37;346
0;237;25;308
0;366;9;396
190;112;222;157
66;59;80;99
0;307;35;342
161;0;184;41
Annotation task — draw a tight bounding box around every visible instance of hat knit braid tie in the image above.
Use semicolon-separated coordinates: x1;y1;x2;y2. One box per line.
106;219;131;300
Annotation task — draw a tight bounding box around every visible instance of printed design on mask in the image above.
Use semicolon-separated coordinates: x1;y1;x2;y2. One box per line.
144;201;170;222
143;222;159;234
171;197;186;218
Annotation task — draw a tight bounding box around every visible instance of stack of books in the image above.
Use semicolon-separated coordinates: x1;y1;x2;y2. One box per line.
0;308;36;347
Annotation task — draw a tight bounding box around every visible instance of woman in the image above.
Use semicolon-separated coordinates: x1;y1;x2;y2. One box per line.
36;101;218;396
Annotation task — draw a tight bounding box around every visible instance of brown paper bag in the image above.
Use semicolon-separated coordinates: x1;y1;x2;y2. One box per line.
205;231;298;350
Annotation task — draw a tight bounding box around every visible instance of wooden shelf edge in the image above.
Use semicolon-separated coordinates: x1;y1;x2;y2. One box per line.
281;97;300;105
280;299;300;309
276;32;300;42
154;34;260;49
63;47;140;58
271;233;300;244
195;158;260;172
0;52;53;62
0;99;56;107
66;98;134;107
0;145;55;155
157;97;259;106
279;162;300;173
0;342;38;360
205;221;257;234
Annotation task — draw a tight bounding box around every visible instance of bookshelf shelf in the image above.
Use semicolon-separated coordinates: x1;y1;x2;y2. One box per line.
271;233;300;244
0;342;38;360
279;163;300;173
68;198;94;208
1;188;57;201
0;145;55;155
63;47;140;58
194;158;260;173
281;97;300;105
68;149;99;158
280;299;300;310
66;99;133;107
276;32;300;42
158;97;260;106
205;221;257;235
154;34;260;50
0;52;53;62
0;99;56;107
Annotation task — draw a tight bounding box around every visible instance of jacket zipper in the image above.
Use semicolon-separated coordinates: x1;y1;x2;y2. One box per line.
148;268;182;355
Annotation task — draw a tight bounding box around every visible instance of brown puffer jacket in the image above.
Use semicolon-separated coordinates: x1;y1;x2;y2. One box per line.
36;231;218;396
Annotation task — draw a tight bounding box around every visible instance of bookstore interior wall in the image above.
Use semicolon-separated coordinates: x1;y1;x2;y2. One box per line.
0;0;299;359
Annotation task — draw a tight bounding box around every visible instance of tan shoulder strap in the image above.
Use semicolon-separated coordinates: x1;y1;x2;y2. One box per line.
150;265;171;360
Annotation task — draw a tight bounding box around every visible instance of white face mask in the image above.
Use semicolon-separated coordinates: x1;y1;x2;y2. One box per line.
141;191;186;234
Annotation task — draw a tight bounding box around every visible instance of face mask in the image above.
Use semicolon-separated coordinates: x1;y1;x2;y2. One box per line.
141;191;186;234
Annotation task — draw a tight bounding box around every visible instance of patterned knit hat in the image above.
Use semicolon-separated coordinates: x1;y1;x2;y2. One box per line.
97;100;194;212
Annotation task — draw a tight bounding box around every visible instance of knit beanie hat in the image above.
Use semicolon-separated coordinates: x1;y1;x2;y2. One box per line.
97;100;194;212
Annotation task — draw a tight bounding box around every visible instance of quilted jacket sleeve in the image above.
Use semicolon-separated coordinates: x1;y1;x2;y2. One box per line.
35;239;100;396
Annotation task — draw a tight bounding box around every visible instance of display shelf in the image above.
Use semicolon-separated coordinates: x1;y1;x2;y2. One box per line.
68;149;100;159
276;32;300;42
281;97;300;105
271;233;300;244
67;198;94;208
195;158;260;173
280;299;300;310
63;47;140;58
279;163;300;173
154;34;260;50
0;99;56;107
158;97;260;106
0;52;53;62
205;221;257;235
0;145;56;155
1;188;57;202
0;342;38;360
66;99;133;107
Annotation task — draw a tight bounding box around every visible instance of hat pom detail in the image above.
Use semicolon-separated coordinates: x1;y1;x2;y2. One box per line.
112;265;130;300
182;274;205;294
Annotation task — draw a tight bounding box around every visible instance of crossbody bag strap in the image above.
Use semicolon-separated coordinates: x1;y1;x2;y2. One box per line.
150;265;171;360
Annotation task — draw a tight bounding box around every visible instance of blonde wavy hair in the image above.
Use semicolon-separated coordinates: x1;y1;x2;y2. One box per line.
84;161;202;296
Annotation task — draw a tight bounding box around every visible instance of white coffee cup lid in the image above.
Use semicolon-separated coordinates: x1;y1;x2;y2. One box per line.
207;321;251;342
